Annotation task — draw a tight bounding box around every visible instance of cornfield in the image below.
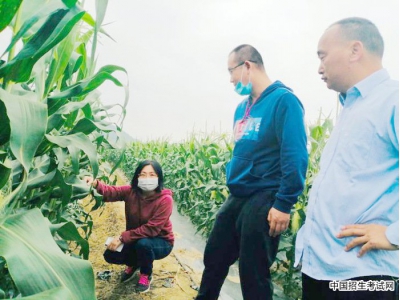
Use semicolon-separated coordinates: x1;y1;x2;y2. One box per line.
0;0;334;299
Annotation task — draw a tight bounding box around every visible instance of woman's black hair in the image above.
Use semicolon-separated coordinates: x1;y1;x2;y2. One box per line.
131;160;164;193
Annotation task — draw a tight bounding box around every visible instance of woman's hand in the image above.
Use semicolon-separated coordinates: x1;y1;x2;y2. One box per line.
107;237;123;252
83;176;97;188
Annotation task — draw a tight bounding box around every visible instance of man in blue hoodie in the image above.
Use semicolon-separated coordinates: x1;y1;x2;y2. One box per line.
195;44;308;300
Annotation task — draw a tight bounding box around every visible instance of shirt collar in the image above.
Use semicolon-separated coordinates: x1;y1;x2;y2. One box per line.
339;68;389;106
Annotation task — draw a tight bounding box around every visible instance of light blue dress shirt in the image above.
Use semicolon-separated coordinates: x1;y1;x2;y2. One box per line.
295;69;399;280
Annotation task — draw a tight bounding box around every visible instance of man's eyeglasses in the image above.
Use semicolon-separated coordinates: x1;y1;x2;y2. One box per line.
228;60;257;74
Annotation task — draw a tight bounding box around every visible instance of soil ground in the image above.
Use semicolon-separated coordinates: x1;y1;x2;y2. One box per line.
86;173;202;300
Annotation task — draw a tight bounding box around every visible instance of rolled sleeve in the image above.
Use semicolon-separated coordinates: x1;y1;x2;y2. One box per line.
386;221;399;246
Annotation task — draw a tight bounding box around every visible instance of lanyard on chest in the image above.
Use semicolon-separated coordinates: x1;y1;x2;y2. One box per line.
242;97;256;121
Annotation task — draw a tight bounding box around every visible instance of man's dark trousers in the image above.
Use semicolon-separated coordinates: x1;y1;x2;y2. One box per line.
196;190;280;300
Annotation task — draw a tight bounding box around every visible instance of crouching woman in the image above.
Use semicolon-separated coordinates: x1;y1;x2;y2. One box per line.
85;160;174;293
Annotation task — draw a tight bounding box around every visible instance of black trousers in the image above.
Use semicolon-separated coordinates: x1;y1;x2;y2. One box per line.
103;237;173;275
196;190;280;300
302;273;399;300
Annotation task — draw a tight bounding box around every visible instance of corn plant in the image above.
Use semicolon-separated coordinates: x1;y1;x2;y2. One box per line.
0;0;128;298
272;116;333;299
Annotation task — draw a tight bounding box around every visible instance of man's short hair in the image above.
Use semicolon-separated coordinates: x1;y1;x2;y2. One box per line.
332;17;384;58
230;44;264;67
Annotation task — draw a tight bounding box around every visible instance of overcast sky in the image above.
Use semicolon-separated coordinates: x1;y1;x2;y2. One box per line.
92;0;398;141
6;1;400;142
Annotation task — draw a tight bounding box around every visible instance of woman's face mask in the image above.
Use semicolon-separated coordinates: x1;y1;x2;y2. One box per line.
138;178;158;191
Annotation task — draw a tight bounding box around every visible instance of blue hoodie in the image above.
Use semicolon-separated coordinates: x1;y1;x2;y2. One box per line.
226;81;308;213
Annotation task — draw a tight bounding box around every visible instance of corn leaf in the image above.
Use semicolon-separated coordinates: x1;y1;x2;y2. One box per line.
95;0;108;29
44;25;77;97
0;0;23;32
61;0;78;8
0;150;6;161
45;133;99;177
49;65;126;100
70;118;115;135
1;14;40;59
51;169;73;207
0;100;10;146
0;6;85;82
1;1;72;59
0;163;11;189
0;169;27;213
53;98;90;115
0;88;47;172
49;221;89;259
19;287;74;299
69;118;98;135
0;208;95;299
69;145;80;174
27;168;57;189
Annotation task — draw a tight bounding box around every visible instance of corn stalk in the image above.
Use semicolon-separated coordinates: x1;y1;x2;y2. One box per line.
0;0;128;298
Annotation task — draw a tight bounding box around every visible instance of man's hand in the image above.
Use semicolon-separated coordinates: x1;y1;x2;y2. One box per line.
337;224;398;257
267;207;290;237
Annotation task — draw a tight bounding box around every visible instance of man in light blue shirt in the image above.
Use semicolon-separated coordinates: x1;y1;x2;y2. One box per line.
295;17;398;299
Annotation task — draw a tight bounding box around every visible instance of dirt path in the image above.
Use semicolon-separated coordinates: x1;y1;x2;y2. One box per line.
87;175;200;300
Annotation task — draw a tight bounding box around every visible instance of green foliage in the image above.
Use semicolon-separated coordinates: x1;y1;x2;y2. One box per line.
0;257;18;299
0;208;95;299
0;0;128;298
0;0;23;33
0;6;86;83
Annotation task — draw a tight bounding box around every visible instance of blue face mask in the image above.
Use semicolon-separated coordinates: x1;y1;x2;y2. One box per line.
234;66;252;95
235;81;253;95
